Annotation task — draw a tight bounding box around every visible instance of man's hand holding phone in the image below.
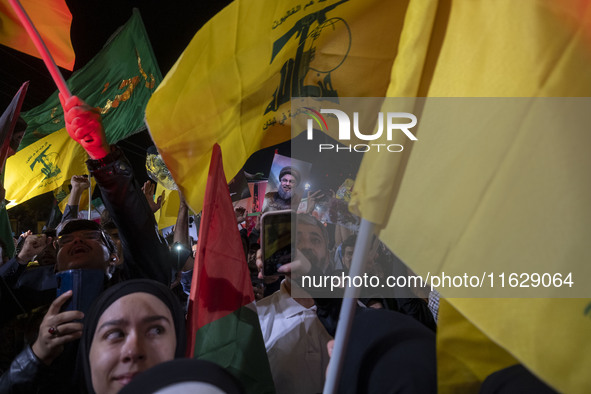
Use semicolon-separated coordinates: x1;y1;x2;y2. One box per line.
256;248;312;280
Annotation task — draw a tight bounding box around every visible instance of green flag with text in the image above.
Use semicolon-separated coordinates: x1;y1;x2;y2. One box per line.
19;8;161;149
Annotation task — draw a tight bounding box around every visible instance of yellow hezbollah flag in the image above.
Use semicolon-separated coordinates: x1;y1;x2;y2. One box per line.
146;0;410;213
5;129;87;207
347;0;591;393
0;0;74;70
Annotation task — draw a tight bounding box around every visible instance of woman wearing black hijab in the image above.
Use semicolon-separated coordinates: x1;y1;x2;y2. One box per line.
337;308;437;393
79;279;186;394
119;358;245;394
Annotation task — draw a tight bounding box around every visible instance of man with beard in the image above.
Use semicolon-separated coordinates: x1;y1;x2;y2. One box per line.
256;214;333;394
262;166;301;212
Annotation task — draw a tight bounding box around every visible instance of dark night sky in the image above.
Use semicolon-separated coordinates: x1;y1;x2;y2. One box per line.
1;1;232;111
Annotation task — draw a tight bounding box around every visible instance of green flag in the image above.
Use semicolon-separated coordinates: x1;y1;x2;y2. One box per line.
19;8;161;149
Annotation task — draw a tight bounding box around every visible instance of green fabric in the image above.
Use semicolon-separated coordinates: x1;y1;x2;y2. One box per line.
19;9;162;149
194;305;275;394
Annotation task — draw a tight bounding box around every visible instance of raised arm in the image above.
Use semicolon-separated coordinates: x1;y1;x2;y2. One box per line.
61;175;91;222
60;95;171;285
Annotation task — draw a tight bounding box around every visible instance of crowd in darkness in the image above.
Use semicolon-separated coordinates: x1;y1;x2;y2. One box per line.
0;96;555;393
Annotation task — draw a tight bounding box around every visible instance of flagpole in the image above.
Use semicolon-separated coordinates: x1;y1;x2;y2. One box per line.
323;218;376;394
7;0;72;98
88;173;91;220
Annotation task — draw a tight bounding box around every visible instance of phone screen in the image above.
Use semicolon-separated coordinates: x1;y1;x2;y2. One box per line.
261;210;295;276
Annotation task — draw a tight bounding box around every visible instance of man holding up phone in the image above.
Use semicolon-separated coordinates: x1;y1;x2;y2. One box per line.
0;95;171;393
256;213;334;394
0;219;119;392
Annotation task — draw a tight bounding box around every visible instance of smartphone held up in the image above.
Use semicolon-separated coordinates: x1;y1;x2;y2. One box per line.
260;210;296;277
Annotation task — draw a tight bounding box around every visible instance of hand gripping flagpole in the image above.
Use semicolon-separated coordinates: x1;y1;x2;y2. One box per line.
7;0;72;99
323;218;377;394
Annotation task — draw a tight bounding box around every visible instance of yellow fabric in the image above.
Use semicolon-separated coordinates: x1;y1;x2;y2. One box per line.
153;183;179;230
437;299;518;393
146;0;411;213
347;0;591;393
5;129;87;207
0;0;74;70
439;298;591;393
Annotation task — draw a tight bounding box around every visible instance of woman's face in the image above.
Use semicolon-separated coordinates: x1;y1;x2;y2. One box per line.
89;292;177;394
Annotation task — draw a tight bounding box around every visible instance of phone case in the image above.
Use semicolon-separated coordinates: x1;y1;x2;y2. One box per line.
261;210;295;276
56;269;105;314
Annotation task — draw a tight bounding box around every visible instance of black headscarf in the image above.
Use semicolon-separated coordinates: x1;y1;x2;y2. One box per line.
480;364;558;393
79;279;186;394
119;358;245;394
338;308;436;394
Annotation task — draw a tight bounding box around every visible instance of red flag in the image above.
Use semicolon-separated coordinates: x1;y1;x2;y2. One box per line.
0;81;28;259
0;0;75;70
186;143;274;393
0;81;28;169
187;143;253;334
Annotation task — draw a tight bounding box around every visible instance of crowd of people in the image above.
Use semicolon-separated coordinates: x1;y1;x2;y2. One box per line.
0;96;555;393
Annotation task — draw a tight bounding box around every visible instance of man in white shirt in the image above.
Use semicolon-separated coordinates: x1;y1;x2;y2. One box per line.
256;214;333;394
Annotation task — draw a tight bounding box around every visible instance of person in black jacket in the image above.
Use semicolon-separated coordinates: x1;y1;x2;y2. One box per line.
0;220;118;394
0;95;173;393
0;96;172;317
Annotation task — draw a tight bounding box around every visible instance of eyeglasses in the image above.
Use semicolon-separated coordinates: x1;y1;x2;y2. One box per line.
56;230;105;247
280;177;296;185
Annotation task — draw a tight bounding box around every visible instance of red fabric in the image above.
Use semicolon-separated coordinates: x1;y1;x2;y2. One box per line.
0;81;28;167
186;144;254;357
0;0;75;70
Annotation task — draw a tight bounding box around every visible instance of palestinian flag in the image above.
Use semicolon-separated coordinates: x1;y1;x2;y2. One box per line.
186;143;275;393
